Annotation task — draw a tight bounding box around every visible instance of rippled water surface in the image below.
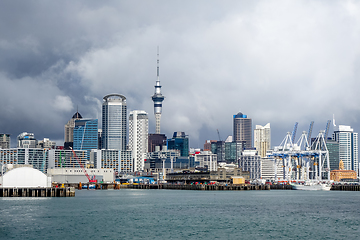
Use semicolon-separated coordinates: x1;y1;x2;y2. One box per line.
1;189;360;239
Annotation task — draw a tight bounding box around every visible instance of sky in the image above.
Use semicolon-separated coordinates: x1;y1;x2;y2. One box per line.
1;0;360;148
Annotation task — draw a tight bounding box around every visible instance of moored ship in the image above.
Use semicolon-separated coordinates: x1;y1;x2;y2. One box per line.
291;181;331;191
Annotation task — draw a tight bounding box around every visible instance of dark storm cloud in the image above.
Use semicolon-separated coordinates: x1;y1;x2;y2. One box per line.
0;0;360;148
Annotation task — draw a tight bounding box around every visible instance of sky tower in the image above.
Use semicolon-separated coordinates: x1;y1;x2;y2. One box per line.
152;47;165;134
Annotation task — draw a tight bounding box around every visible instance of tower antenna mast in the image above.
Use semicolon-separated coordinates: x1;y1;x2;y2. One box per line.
152;47;165;134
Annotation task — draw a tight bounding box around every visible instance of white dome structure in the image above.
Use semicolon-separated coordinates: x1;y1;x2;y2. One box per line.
2;167;51;188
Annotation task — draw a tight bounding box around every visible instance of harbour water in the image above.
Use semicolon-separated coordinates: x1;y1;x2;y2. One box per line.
0;189;359;239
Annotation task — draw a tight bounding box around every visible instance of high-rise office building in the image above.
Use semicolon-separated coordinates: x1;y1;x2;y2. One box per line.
102;94;127;150
148;134;167;152
326;139;339;171
151;48;165;134
254;123;271;158
0;134;10;149
73;119;98;150
233;112;252;148
17;132;37;148
333;125;358;176
64;111;82;149
129;110;149;172
167;132;189;157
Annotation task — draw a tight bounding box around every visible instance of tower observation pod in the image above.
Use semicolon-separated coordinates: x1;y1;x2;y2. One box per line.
152;47;165;134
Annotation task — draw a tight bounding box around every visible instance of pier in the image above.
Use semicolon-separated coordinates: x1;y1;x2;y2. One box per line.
0;187;75;197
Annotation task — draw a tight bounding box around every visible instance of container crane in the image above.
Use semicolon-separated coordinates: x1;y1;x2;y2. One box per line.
324;120;331;143
217;129;222;141
291;122;298;144
307;121;314;147
70;147;97;183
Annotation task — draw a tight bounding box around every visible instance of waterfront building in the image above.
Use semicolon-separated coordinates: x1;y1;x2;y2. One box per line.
129;110;149;171
17;132;37;148
151;48;165;134
193;151;217;171
238;149;261;180
166;167;248;184
73;119;98;150
167;132;189;157
0;148;49;173
64;111;82;149
101;94;127;150
48;149;88;170
330;160;357;182
148;134;167;152
48;168;114;183
144;147;193;175
333;125;358;176
260;157;284;180
91;149;133;173
326;139;340;171
233;112;252;148
0;134;10;149
254;123;271;158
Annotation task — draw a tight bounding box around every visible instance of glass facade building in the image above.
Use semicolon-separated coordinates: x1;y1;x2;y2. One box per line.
233;112;252;148
333;125;358;176
326;139;339;171
167;132;189;157
225;141;245;163
73;119;98;150
101;94;127;150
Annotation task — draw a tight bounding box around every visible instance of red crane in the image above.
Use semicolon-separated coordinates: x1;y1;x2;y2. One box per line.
70;147;97;183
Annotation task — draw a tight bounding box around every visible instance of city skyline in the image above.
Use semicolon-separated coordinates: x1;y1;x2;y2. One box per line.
0;1;360;148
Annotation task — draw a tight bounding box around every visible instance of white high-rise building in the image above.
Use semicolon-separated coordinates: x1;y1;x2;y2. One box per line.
333;125;358;176
254;123;271;158
129;110;149;171
101;94;127;150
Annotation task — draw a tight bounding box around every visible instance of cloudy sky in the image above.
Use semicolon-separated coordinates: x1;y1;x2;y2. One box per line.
1;0;360;148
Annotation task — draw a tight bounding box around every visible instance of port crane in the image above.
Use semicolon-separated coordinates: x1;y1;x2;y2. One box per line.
70;147;97;183
271;122;330;182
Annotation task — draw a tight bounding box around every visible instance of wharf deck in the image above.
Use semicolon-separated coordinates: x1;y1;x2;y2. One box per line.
122;184;270;191
0;187;75;197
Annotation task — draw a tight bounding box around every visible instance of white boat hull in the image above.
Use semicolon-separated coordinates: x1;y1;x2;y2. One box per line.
292;183;331;191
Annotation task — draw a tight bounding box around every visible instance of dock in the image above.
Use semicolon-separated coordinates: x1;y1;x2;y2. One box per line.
0;187;75;197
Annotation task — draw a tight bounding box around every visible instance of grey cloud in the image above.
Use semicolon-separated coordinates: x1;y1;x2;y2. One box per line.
0;0;360;148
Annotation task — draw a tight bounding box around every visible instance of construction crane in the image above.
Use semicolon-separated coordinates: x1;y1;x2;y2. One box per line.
291;122;298;144
307;121;314;147
70;147;97;183
324;120;331;142
217;129;222;141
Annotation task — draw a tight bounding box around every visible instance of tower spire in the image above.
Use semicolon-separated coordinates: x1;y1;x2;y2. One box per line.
152;47;165;134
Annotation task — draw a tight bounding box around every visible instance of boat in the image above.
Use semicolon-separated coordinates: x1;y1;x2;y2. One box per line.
291;181;331;191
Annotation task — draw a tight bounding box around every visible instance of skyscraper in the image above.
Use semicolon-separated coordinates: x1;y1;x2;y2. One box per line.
151;48;165;134
167;132;189;157
333;125;358;176
102;94;127;150
233;112;252;148
254;123;271;158
129;110;149;172
73;119;98;150
0;134;10;149
64;111;82;149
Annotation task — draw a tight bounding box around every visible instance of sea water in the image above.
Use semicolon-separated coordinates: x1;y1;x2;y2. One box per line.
0;189;359;239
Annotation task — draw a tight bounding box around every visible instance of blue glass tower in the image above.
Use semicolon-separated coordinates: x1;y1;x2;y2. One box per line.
73;119;98;150
167;132;189;157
